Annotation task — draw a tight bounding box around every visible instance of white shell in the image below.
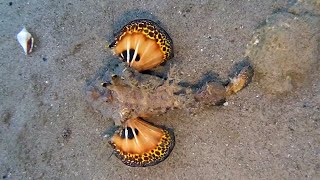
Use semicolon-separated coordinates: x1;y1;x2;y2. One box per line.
17;27;34;55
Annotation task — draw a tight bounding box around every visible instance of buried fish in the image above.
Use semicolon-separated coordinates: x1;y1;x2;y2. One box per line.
86;18;254;167
87;64;253;167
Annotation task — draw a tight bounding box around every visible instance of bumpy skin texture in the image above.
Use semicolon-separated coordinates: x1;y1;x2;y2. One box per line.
104;68;227;124
109;19;174;61
106;69;187;123
87;64;253;125
107;65;253;121
86;62;253;167
195;82;227;105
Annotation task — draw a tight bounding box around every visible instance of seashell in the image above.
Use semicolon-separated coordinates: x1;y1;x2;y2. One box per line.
109;117;175;167
16;27;34;55
109;19;174;72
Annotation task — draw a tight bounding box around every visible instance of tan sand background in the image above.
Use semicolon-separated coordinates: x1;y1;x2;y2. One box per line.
1;0;319;179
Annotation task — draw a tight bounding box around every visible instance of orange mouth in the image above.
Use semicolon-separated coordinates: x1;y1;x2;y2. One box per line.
109;19;173;72
109;117;175;167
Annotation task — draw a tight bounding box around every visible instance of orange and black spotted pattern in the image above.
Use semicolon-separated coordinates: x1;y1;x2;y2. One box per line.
109;19;174;72
109;117;175;167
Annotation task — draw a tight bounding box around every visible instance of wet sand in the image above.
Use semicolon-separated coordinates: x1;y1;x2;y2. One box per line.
0;0;319;179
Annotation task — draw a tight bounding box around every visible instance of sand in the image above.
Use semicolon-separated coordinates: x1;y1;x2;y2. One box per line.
0;0;319;179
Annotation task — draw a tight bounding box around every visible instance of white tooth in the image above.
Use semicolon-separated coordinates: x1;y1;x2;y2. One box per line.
131;40;140;67
125;127;128;139
16;27;34;55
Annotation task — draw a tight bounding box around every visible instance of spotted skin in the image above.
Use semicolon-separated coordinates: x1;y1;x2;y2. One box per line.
109;19;174;70
109;118;175;167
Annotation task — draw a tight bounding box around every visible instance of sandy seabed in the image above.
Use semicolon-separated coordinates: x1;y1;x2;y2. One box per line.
0;0;319;179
